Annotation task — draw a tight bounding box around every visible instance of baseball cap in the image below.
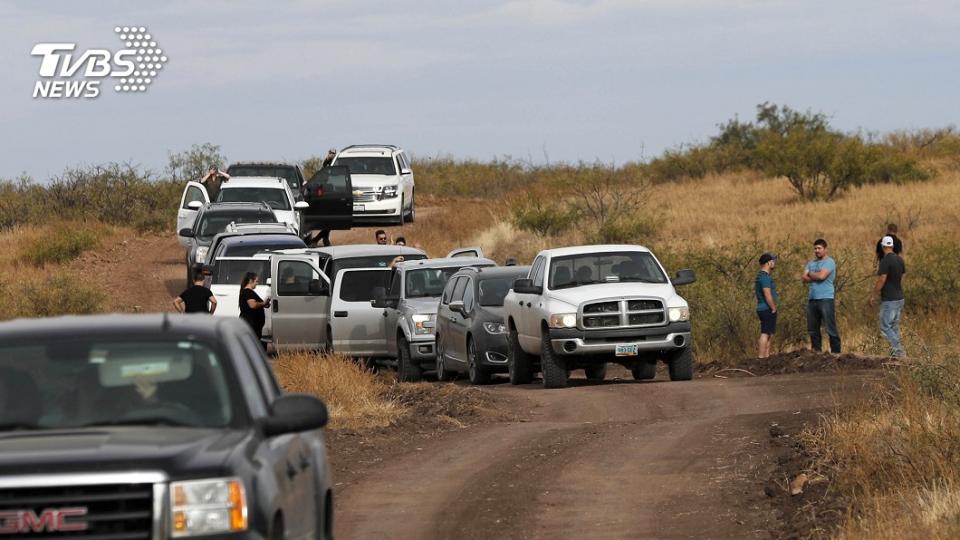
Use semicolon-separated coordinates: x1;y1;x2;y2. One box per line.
881;235;895;247
759;253;777;265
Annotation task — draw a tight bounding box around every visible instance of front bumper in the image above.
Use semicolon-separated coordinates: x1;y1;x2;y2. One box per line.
474;332;509;370
352;197;401;217
549;322;692;356
408;336;436;364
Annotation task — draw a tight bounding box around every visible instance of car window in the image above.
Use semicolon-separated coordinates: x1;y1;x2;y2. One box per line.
197;212;277;240
307;166;350;194
328;254;427;283
227;166;300;192
387;270;401;300
451;276;469;302
548;251;667;290
183;185;206;209
223;239;306;257
339;270;391;302
531;257;546;287
334;157;396;176
217;187;291;210
462;279;475;312
478;276;516;306
441;276;460;305
213;259;270;285
0;340;236;429
277;260;326;296
405;267;467;299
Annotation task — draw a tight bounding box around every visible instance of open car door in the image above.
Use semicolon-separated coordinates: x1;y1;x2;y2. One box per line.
301;165;353;232
177;181;209;248
330;268;392;358
269;254;331;351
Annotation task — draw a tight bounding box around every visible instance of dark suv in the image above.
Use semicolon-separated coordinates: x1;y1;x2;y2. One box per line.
178;202;277;284
0;314;332;539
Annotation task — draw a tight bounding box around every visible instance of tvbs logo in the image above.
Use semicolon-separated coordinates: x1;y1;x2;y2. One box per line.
31;26;168;99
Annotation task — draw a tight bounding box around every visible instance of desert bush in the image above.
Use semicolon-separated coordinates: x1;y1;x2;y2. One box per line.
510;189;575;237
413;156;535;198
166;143;227;183
301;156;322;181
903;240;960;313
19;228;99;267
16;273;104;318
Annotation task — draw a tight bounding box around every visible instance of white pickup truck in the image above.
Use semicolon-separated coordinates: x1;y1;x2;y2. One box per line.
503;244;696;388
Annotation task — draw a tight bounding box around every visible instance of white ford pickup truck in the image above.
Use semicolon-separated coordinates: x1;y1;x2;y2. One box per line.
503;244;696;388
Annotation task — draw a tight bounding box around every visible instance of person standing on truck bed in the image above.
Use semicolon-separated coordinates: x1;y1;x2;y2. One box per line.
802;238;841;353
174;264;217;314
239;272;271;349
755;253;778;359
200;164;230;200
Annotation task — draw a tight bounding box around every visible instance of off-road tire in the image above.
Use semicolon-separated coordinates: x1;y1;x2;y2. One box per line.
631;359;657;380
397;335;422;382
540;330;568;389
585;363;607;382
435;334;453;382
395;196;406;226
507;328;534;385
406;191;416;223
668;347;694;381
467;338;492;385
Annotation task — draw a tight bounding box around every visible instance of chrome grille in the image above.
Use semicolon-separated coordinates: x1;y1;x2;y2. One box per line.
580;298;665;329
353;188;378;203
0;483;154;538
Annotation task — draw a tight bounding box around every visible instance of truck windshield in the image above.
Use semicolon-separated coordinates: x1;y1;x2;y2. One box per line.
217;187;291;210
334;157;396;176
405;267;466;299
549;252;667;290
0;340;236;430
328;254;427;283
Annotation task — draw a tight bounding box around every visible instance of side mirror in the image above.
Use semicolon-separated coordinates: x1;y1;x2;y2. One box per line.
371;287;386;308
187;200;203;210
178;228;195;238
265;277;272;286
260;394;328;437
308;279;329;296
673;269;696;286
449;300;465;315
513;278;542;295
294;201;310;210
401;168;412;175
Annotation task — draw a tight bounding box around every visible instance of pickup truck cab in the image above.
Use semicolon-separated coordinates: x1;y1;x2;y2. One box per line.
0;314;332;539
370;257;496;381
503;245;696;388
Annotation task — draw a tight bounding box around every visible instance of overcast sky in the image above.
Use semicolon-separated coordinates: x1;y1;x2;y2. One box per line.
1;0;958;180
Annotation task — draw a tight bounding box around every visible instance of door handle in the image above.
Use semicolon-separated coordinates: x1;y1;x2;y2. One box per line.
272;300;279;313
334;311;348;317
382;311;388;317
286;462;297;480
450;317;458;323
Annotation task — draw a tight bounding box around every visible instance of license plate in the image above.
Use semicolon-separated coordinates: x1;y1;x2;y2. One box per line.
615;344;639;357
353;204;365;212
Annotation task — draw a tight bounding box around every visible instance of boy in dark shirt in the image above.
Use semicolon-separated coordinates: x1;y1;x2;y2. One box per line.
875;223;903;264
755;253;778;358
870;236;906;357
174;265;217;314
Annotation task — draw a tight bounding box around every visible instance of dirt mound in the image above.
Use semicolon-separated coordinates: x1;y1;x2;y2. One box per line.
703;350;896;377
386;381;519;430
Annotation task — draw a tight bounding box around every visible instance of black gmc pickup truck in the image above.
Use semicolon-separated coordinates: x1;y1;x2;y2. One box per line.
0;314;332;539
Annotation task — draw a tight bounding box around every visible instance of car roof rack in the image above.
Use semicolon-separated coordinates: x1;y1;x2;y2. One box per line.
340;144;399;152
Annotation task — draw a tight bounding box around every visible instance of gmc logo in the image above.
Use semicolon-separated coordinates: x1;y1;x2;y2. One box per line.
0;508;88;534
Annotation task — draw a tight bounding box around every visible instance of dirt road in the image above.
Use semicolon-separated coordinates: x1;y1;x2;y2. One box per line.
334;369;874;539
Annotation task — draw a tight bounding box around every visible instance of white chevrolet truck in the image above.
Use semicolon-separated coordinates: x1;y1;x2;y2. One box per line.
503;245;696;388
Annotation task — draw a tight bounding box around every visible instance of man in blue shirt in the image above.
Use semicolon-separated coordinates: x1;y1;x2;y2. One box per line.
802;238;841;353
755;253;778;358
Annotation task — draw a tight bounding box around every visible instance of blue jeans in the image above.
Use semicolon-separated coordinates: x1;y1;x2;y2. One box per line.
879;299;905;357
807;299;841;353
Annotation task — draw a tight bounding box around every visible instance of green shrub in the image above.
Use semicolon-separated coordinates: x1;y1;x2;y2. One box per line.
510;190;575;237
166;143;227;183
906;241;960;313
17;274;104;318
20;229;99;267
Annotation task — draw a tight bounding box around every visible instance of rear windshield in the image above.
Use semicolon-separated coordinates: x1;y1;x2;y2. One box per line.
328;254;426;282
334;157;396;176
217;187;290;210
478;277;516;307
0;339;237;430
338;270;390;302
227;165;300;191
213;259;270;285
223;239;306;257
197;212;277;240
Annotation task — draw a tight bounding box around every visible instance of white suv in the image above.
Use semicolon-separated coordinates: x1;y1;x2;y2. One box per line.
332;145;415;225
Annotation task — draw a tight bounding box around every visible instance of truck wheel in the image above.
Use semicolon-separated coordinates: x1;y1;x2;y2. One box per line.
507;328;534;385
406;192;416;223
467;338;492;385
397;336;422;382
540;331;568;389
631;360;657;380
435;335;453;382
668;347;694;381
585;363;607;382
395;196;406;226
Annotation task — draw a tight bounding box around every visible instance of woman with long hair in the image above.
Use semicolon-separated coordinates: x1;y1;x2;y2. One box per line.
239;272;271;347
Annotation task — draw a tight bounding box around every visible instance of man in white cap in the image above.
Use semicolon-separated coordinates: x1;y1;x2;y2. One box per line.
870;235;906;357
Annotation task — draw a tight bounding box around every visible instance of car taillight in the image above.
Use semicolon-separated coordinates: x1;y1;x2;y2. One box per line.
314;186;324;197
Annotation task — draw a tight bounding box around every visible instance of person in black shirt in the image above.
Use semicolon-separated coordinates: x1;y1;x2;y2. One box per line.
870;236;907;357
174;265;216;314
239;272;271;347
875;223;903;264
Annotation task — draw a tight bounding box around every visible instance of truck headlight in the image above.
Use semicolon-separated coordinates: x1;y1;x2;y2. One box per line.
412;313;436;335
382;186;399;199
548;313;577;328
171;477;247;537
483;322;506;334
668;307;690;322
195;247;209;264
